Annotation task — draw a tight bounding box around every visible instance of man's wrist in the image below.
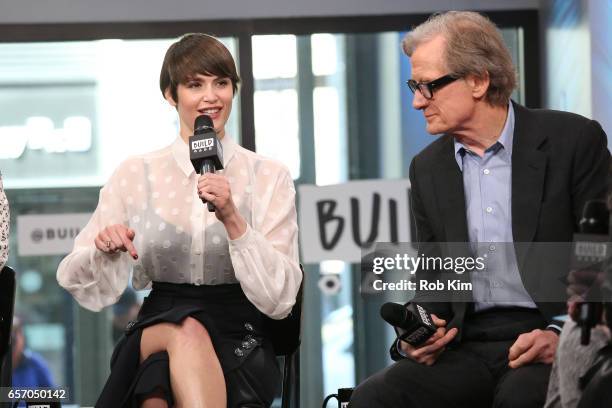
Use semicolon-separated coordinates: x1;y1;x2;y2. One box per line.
396;339;409;358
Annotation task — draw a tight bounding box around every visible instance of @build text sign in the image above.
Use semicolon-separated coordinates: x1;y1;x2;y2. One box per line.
298;179;411;263
18;213;91;256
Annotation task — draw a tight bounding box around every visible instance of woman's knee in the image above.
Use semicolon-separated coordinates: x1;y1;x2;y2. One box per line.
140;317;213;361
170;317;212;350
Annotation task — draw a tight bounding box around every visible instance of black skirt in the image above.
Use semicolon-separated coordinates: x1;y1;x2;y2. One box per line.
95;282;281;408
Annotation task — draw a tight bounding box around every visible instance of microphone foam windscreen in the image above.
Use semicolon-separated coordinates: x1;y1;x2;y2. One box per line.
380;302;405;326
195;114;214;132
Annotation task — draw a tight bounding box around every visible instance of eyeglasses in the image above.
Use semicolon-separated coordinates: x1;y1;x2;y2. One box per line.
406;74;460;99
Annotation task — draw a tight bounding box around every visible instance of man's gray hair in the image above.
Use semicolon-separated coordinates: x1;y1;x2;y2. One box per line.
403;11;516;107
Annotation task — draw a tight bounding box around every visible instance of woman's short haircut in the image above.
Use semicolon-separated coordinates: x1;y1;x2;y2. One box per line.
159;33;240;102
402;11;516;107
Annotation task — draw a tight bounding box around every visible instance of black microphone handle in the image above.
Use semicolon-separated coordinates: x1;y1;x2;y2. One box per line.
200;161;216;212
581;319;592;345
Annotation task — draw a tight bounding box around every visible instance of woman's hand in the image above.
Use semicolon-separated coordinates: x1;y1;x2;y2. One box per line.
197;173;246;239
94;224;138;259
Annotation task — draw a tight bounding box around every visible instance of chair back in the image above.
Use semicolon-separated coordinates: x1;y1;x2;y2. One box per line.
263;265;304;356
263;264;304;408
0;266;16;388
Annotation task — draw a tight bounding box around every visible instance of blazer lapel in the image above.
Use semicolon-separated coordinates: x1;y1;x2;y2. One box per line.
431;137;472;329
431;136;470;243
511;103;548;268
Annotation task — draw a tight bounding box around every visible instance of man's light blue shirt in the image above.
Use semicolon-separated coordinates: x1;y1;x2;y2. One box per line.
453;103;537;312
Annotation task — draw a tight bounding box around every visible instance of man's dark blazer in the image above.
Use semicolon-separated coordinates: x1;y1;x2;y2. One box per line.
407;101;610;338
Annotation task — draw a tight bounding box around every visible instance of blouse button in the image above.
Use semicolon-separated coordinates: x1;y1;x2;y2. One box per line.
234;348;244;357
244;322;254;332
241;341;252;350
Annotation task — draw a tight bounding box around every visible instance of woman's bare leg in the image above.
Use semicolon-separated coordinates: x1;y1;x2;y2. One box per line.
141;389;169;408
140;317;227;408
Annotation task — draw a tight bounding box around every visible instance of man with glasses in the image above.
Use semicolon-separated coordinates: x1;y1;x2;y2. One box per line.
351;11;609;408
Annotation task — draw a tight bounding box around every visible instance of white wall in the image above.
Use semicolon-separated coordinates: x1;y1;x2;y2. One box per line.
0;0;538;24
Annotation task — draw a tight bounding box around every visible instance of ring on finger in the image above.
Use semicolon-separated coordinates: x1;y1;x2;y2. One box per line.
106;240;112;249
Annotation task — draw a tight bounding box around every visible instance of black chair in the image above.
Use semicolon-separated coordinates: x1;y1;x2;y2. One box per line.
0;266;17;406
264;265;304;408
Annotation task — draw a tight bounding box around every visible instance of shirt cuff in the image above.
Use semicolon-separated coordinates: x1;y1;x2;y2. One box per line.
546;324;562;335
396;338;408;358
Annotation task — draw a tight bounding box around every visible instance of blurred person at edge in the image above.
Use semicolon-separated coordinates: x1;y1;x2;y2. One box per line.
544;163;612;408
0;171;8;271
350;11;610;408
544;298;611;408
56;33;301;408
112;287;142;343
12;317;55;389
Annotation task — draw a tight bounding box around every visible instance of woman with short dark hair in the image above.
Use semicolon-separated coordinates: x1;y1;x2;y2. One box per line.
57;33;302;408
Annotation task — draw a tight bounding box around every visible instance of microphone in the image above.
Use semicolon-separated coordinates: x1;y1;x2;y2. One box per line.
189;115;224;212
571;200;609;345
380;302;436;347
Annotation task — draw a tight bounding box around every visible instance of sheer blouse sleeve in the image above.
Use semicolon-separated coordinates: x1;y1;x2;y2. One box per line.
56;163;133;311
0;174;9;271
229;163;302;320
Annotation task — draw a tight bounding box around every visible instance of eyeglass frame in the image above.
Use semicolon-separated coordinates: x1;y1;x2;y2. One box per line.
406;74;461;99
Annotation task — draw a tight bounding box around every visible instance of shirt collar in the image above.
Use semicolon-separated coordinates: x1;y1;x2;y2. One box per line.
171;134;237;177
453;101;514;168
497;101;514;157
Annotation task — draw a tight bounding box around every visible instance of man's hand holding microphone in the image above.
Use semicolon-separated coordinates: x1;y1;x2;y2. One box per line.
381;302;457;366
400;314;458;366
